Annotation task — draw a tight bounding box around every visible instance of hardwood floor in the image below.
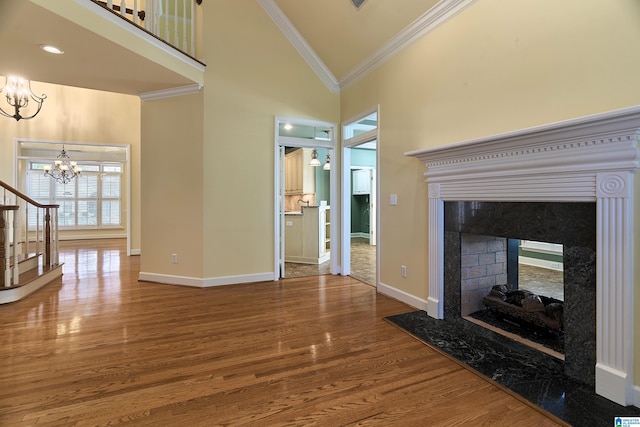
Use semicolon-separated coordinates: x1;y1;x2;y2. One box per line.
0;239;564;426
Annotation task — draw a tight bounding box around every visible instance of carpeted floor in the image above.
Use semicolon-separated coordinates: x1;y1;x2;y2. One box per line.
385;310;640;426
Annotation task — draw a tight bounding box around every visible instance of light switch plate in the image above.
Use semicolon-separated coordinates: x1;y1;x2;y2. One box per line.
390;194;398;205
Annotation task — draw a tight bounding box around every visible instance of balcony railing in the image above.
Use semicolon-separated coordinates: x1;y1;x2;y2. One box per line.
93;0;198;58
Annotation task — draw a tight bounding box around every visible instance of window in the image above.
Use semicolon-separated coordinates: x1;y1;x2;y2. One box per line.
27;162;123;229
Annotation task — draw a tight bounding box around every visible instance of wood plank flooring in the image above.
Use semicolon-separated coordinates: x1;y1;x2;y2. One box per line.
0;239;565;426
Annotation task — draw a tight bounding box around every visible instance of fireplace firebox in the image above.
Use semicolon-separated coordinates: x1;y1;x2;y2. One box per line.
443;201;596;385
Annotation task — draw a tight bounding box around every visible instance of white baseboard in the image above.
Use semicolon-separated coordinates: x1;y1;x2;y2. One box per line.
285;254;330;264
59;234;127;241
138;272;203;287
203;272;274;287
634;384;640;407
351;232;370;239
377;281;429;311
138;271;274;288
595;363;635;406
129;249;141;255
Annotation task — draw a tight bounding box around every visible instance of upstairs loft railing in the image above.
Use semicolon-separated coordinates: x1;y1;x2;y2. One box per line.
0;180;59;287
92;0;199;58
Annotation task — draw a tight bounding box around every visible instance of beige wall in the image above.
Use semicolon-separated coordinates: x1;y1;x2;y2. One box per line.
341;0;640;383
140;92;204;277
0;80;141;249
200;0;339;278
139;0;339;281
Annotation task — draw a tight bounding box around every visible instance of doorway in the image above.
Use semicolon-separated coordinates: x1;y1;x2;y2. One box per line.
341;109;379;286
273;117;337;280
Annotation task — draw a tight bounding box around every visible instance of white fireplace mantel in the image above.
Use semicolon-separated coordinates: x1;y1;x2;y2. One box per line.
406;105;640;406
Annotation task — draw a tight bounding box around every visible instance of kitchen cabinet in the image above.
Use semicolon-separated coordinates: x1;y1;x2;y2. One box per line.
285;148;316;195
321;207;330;254
352;168;372;195
284;206;330;264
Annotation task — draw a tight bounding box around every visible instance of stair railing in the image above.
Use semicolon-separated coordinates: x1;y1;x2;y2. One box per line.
91;0;198;57
0;180;59;287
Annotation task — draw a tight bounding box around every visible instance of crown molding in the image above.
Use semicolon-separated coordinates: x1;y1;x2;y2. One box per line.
257;0;340;93
139;84;203;100
340;0;477;90
257;0;475;93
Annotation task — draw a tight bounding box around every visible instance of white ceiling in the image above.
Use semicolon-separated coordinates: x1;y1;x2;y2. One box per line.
0;0;457;96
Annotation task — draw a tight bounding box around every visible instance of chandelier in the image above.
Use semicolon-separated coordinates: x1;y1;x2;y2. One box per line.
0;76;46;121
43;146;82;184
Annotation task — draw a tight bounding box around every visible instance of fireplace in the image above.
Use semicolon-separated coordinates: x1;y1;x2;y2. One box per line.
406;106;640;406
443;201;596;385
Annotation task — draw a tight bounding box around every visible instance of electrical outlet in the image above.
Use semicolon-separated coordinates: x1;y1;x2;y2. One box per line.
401;265;407;278
172;253;178;264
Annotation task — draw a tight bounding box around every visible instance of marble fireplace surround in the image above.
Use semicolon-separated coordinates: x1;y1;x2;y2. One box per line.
445;200;596;385
406;106;640;406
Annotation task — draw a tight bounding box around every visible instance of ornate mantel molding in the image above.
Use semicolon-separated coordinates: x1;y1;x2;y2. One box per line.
407;105;640;406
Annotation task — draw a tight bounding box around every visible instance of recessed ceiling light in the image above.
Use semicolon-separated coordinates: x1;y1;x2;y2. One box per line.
40;45;64;55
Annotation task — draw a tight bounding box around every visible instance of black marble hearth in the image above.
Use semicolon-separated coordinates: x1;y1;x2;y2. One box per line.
444;201;596;386
386;310;640;426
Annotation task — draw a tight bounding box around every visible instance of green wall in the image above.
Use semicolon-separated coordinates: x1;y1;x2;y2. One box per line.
350;147;376;234
314;147;331;204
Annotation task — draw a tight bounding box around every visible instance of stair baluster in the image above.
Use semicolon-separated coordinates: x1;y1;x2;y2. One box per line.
0;180;60;284
12;204;19;285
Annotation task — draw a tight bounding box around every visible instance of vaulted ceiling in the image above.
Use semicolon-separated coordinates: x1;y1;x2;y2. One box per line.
0;0;466;96
273;0;441;81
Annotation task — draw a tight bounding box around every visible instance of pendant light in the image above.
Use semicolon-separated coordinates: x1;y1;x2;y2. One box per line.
309;149;321;167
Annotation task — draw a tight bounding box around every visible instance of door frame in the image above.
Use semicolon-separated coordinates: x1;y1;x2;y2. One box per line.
340;106;379;285
273;116;338;280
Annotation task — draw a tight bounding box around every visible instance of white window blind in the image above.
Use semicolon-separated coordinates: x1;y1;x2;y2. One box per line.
26;162;124;230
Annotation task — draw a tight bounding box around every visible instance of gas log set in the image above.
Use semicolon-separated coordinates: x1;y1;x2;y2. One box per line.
482;284;564;332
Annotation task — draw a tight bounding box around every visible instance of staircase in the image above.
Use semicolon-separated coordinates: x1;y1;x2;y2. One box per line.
1;180;63;304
